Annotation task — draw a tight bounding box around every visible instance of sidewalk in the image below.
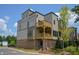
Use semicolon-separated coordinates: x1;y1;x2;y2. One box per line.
8;47;49;55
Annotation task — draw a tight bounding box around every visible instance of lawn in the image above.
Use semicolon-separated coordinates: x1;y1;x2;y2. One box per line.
14;46;79;55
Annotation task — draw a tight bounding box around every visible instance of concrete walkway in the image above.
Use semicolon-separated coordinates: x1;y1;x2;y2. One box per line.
8;47;48;55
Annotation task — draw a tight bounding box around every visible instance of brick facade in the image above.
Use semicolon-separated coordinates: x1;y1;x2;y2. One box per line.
16;39;57;49
16;39;35;49
17;9;58;50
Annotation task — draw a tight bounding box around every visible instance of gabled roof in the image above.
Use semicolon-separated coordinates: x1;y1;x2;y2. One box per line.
35;11;44;16
35;11;58;17
22;9;58;17
44;12;58;17
18;9;58;23
22;9;35;15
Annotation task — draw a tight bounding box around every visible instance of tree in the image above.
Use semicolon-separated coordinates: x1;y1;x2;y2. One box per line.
6;35;16;47
71;5;79;23
2;36;6;41
59;6;72;48
71;5;79;50
0;36;2;41
10;36;16;46
6;35;11;44
0;36;2;46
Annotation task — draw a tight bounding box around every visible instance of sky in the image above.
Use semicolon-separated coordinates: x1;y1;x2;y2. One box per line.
0;4;78;36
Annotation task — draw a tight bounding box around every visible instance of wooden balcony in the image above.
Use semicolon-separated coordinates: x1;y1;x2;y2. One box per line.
36;20;52;27
35;20;52;39
36;26;52;39
35;33;52;39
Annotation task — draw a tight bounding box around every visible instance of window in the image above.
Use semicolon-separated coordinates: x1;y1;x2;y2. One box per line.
27;21;29;28
38;28;43;33
28;30;33;37
53;31;58;37
59;31;61;37
54;20;55;25
28;28;33;38
29;20;35;27
45;27;51;33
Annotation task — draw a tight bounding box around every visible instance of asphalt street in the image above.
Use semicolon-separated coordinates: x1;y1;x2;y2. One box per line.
0;47;27;55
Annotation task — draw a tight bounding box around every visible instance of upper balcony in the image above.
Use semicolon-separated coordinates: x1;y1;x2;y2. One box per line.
36;20;52;28
35;20;52;39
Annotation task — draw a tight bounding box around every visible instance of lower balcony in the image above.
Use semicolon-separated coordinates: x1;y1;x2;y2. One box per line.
35;33;52;39
36;26;52;39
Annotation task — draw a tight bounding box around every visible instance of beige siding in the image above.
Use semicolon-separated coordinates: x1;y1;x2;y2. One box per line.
52;14;58;31
17;9;60;49
44;13;52;23
44;13;58;40
36;13;44;22
17;10;58;40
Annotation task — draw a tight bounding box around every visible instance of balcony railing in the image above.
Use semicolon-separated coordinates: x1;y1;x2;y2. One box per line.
35;32;52;39
35;20;52;39
36;20;52;27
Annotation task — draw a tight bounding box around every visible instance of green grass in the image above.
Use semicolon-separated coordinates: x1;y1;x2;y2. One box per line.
51;46;79;55
16;48;39;53
64;46;79;55
0;45;3;47
16;46;79;55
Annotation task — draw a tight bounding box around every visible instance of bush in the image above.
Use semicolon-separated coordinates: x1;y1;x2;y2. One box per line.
64;41;69;48
65;46;76;52
55;40;63;49
65;46;79;54
55;40;70;49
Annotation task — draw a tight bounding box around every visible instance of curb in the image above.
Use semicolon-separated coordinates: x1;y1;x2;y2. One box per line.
7;47;45;55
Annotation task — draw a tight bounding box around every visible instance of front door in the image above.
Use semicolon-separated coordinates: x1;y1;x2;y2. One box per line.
37;39;43;49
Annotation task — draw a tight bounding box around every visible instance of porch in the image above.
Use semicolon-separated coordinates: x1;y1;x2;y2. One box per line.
36;20;52;39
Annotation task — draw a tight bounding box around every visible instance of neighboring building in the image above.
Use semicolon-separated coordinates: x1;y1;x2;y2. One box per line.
17;9;58;49
0;41;8;47
2;41;8;47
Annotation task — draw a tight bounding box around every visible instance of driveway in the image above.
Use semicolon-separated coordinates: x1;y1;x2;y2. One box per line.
0;47;45;55
0;47;30;55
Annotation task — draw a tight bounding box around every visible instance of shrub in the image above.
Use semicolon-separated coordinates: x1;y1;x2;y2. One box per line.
55;40;63;49
65;46;79;54
64;41;69;48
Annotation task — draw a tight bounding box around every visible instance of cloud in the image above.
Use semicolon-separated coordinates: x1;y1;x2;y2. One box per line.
55;11;77;26
13;22;17;36
14;22;17;28
0;16;10;31
0;18;6;23
0;16;15;36
0;18;7;31
55;11;79;33
3;16;10;21
68;14;77;27
14;32;17;36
